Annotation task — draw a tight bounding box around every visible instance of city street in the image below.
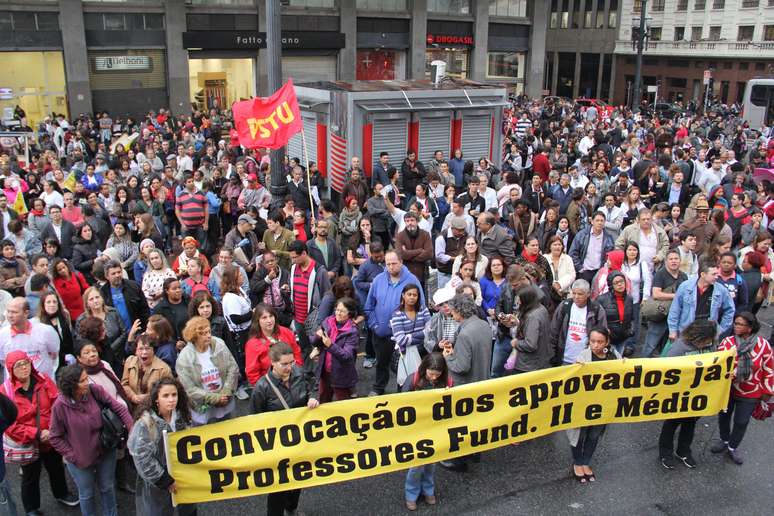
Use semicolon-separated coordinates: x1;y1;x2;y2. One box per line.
8;311;774;516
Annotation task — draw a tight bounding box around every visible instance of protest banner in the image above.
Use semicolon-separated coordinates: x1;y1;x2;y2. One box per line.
232;80;301;150
166;351;734;504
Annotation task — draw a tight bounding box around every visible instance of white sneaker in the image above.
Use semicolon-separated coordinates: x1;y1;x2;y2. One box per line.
235;385;249;400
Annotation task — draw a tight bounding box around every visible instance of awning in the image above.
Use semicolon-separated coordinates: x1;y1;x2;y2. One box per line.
356;98;510;112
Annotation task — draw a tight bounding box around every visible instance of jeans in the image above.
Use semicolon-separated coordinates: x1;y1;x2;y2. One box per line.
631;303;642;344
404;464;435;502
0;477;18;516
437;272;452;289
613;336;636;355
718;396;759;449
266;489;300;516
642;319;668;358
490;335;513;378
658;417;699;457
21;448;70;511
66;448;118;516
372;334;394;394
571;425;605;466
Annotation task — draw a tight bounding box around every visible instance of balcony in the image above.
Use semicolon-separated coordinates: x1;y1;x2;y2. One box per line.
614;39;774;58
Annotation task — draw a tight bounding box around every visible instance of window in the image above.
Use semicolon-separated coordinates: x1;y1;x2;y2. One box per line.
633;0;642;12
583;0;593;28
649;27;662;41
738;26;754;41
674;27;685;41
608;0;618;28
488;0;527;17
283;0;336;6
723;61;733;69
35;13;59;30
755;62;766;70
595;0;604;28
651;0;665;11
550;0;558;28
428;0;470;15
572;0;581;28
11;12;35;30
487;52;523;79
765;25;774;41
691;26;703;40
694;0;705;9
708;26;721;40
739;62;749;70
561;0;569;28
677;0;688;9
103;13;125;31
357;0;407;10
741;0;759;7
188;0;255;4
712;0;725;8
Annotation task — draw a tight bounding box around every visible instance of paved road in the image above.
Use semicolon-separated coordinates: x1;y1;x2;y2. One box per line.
8;309;774;515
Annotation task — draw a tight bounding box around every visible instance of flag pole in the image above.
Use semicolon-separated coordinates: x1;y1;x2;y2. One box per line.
300;125;316;221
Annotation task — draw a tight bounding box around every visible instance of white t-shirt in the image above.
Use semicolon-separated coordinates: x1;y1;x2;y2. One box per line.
0;322;59;380
191;348;235;425
563;304;588;364
222;291;251;332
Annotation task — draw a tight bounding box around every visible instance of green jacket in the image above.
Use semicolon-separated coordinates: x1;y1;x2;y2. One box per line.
175;337;239;414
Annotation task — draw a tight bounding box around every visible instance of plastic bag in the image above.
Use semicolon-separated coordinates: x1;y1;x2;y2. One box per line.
396;345;422;387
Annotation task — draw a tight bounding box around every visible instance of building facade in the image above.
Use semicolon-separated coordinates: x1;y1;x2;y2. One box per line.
0;0;548;126
544;0;622;101
613;0;774;106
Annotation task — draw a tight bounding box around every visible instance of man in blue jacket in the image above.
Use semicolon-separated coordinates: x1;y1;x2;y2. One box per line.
668;259;735;341
353;242;386;369
364;251;424;395
569;211;615;283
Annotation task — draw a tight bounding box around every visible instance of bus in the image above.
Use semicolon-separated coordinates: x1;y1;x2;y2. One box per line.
742;78;774;128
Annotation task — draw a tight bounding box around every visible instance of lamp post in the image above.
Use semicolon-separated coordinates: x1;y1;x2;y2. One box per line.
631;0;648;113
266;0;286;206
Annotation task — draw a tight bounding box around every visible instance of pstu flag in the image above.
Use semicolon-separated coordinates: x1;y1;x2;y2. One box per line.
62;172;77;192
232;80;302;150
12;190;27;215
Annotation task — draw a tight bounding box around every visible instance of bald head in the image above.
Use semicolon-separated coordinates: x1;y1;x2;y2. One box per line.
6;297;29;328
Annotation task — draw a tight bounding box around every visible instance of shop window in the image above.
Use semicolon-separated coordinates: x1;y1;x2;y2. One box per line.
357;0;407;10
486;52;523;80
425;48;469;79
12;12;35;30
104;14;126;31
669;78;687;88
694;1;705;9
357;50;397;80
0;51;68;129
708;26;721;41
488;0;527;17
691;27;702;40
650;27;662;41
738;26;754;41
428;0;470;15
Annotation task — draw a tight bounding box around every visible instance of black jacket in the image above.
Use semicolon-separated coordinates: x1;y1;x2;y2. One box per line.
597;291;635;344
100;279;150;331
306;238;343;277
401;158;427;196
249;265;293;326
71;237;101;281
40;220;77;259
152;296;191;342
250;366;317;414
550;299;607;366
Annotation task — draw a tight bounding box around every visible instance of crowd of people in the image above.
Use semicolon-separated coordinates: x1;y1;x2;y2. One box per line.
0;98;772;516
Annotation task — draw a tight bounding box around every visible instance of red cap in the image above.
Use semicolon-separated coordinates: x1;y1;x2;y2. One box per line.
248;173;258;181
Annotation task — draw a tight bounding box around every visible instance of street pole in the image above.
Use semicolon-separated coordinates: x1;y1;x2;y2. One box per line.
631;0;647;113
266;0;286;207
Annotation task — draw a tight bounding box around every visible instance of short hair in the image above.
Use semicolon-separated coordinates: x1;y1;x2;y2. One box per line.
369;241;384;254
147;314;174;343
679;229;696;242
0;239;14;249
288;240;307;255
448;293;478;319
162;276;180;295
188;290;220;318
591;211;606;221
719;251;737;263
269;342;294;362
698;258;717;274
182;316;211;343
570;279;591;293
77;316;105;345
506;263;526;282
103;259;122;276
267;210;285;224
7;219;23;234
666;249;681;260
379;151;389;158
734;311;760;334
637;208;652;218
336;297;358;319
30;273;50;292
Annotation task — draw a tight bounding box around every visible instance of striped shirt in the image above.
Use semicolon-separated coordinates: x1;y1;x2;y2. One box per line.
292;259;315;324
176;188;207;227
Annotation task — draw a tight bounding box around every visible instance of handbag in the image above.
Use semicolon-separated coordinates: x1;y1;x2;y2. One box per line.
303;307;320;336
641;283;675;323
2;390;40;466
90;386;128;451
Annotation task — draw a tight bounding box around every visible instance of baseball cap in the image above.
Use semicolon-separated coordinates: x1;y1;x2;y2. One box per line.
248;173;258;182
450;217;467;230
238;214;256;225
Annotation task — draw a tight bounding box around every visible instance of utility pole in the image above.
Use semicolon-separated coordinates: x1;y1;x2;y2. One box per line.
266;0;286;207
631;0;648;113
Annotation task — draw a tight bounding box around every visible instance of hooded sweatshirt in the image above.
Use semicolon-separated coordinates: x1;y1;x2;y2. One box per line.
3;350;59;448
591;249;632;299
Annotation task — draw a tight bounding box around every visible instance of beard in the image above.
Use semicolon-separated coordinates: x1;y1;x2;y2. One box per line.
406;227;419;238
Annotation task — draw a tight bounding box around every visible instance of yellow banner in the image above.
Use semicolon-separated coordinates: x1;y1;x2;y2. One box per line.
166;351;734;504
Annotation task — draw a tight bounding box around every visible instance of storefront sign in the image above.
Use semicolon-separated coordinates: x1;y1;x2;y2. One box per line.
182;31;345;50
94;56;151;71
426;34;474;46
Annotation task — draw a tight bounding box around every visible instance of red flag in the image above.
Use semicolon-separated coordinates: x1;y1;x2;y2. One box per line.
232;80;302;150
228;128;240;148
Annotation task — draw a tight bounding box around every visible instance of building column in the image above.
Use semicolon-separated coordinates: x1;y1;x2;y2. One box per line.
410;0;428;79
526;0;549;97
572;51;581;98
59;0;91;116
470;0;489;82
608;53;617;103
596;53;605;99
257;1;268;96
339;0;357;81
551;51;559;94
165;0;189;116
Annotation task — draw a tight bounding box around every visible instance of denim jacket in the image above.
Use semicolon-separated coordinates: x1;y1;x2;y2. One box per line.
667;277;735;336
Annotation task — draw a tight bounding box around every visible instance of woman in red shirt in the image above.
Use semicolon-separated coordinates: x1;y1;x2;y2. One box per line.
714;312;774;464
51;258;89;321
244;304;303;386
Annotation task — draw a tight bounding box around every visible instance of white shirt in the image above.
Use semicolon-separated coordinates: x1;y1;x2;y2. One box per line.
391;208;433;234
481;187;498;211
222;290;252;332
582;230;604;272
0;321;60;380
638;228;658;271
578;136;594;156
563;304;588;364
191;348;235;425
622;261;652;304
40;190;64;210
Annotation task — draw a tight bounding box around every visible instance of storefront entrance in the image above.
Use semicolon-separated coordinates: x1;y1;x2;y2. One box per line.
0;51;67;128
189;58;256;111
425;48;469;79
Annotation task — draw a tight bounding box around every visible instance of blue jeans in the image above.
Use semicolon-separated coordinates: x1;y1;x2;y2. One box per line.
613;336;636;355
0;477;19;516
642;319;668;357
491;335;512;378
66;449;118;516
437;272;452;289
571;425;605;466
404;464;435;502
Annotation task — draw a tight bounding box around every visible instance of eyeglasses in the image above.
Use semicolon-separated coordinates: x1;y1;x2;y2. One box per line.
12;361;31;369
733;321;750;327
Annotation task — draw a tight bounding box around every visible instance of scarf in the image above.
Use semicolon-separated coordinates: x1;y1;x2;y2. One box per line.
177;249;200;275
521;249;538;263
30;208;45;217
85;361;131;406
735;334;756;383
323;316;354;373
0;256;17;269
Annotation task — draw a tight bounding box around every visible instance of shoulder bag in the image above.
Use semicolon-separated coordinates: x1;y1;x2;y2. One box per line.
264;374;291;410
640;283;676;323
2;389;40;465
90;385;128;451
